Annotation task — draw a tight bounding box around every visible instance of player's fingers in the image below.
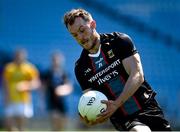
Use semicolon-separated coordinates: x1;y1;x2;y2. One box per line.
84;116;98;126
98;118;108;123
101;100;108;104
97;108;110;117
88;121;96;125
79;115;91;125
96;115;109;124
84;116;90;123
78;113;84;121
78;113;82;117
85;119;98;126
79;113;82;119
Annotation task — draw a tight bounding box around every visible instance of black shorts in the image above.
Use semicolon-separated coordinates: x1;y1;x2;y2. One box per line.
110;98;171;131
47;97;66;113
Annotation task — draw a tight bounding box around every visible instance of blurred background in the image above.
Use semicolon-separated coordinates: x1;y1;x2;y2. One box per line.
0;0;180;131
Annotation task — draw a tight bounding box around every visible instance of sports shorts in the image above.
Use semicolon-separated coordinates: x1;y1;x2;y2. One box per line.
110;98;171;131
5;103;33;118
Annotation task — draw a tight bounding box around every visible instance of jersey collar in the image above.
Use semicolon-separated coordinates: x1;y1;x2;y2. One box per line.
88;44;101;57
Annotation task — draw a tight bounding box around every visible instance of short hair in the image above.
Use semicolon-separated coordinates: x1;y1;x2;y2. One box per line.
64;8;93;28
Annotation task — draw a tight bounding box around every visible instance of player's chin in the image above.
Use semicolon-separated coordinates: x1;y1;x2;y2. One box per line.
84;43;95;51
83;45;91;51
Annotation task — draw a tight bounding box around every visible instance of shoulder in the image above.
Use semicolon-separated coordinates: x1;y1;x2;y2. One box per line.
23;62;36;69
22;62;39;74
75;50;88;68
4;62;13;68
112;32;133;44
102;32;137;60
111;32;135;48
100;32;132;41
3;62;15;71
100;32;134;49
74;50;90;77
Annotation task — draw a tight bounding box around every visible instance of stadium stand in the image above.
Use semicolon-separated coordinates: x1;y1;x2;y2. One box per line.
0;0;180;130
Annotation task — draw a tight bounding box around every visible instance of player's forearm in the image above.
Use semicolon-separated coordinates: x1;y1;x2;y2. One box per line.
16;79;41;91
30;78;41;89
114;71;144;107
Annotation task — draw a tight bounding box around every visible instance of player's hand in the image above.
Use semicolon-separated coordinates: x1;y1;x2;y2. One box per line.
97;100;119;122
16;81;31;92
55;84;73;96
79;113;98;126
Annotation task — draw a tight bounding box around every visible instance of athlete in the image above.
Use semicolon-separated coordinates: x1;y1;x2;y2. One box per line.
41;52;73;130
3;48;40;131
64;8;171;131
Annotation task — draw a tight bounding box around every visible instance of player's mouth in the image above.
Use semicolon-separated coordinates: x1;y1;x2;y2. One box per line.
81;39;89;45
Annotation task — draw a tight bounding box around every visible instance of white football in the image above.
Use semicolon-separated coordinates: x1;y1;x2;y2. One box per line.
78;90;108;121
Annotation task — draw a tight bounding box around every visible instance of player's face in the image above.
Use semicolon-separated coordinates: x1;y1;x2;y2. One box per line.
68;17;97;51
15;50;27;64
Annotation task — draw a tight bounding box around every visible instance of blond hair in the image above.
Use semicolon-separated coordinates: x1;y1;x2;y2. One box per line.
64;8;93;28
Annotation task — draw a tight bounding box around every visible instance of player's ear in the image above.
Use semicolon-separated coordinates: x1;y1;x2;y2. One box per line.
90;20;96;29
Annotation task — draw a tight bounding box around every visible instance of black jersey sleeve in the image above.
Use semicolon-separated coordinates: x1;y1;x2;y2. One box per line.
113;32;138;60
74;60;91;91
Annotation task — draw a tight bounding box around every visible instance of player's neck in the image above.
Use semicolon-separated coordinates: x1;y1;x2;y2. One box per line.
88;34;100;54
